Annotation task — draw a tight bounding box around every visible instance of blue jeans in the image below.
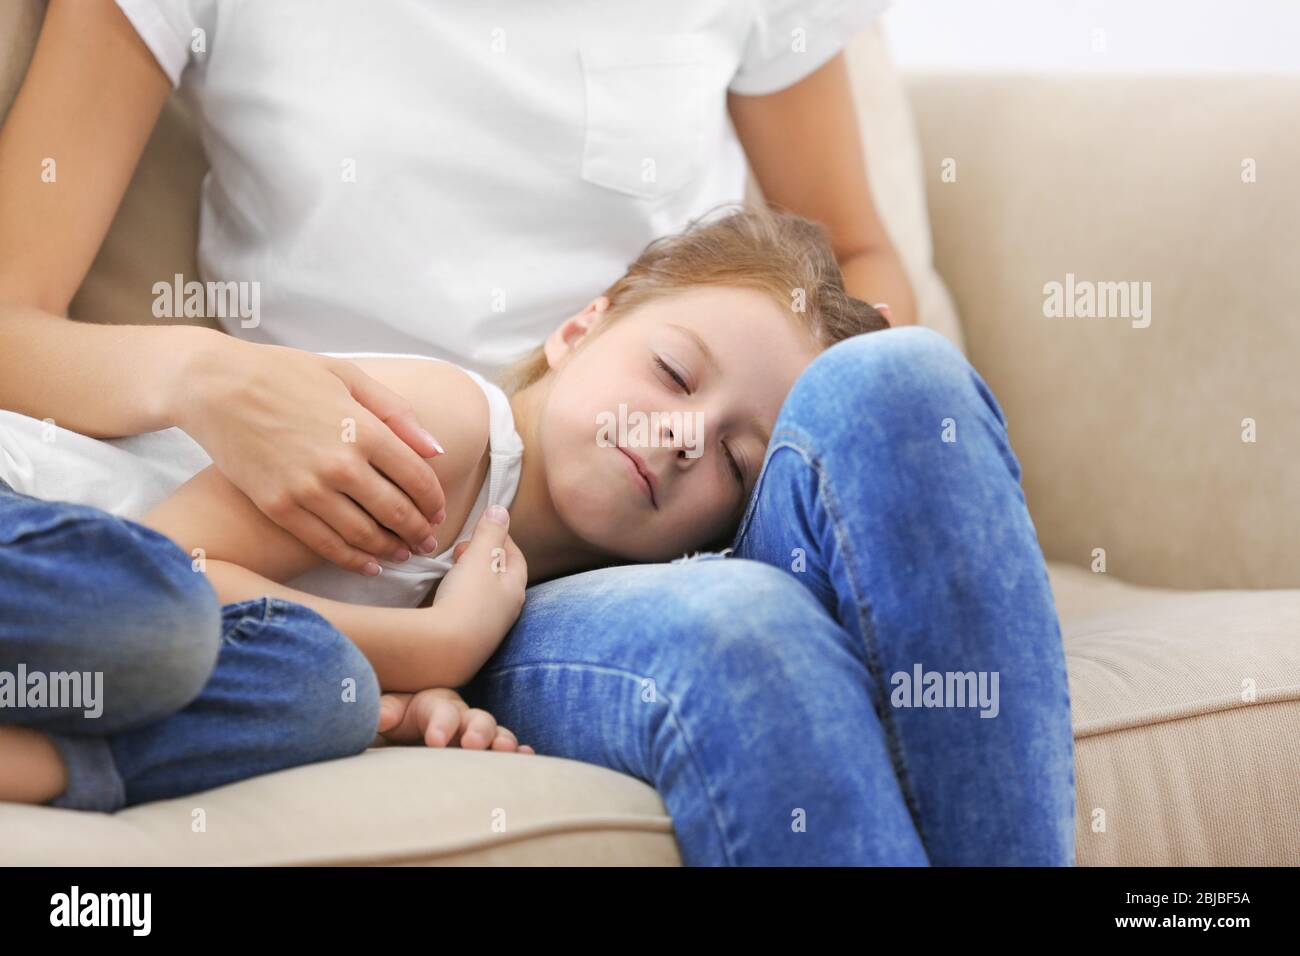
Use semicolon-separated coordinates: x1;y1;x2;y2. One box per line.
460;326;1076;865
0;484;381;810
0;326;1074;864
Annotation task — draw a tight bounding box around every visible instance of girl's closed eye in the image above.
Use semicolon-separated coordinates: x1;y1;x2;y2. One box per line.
653;354;690;393
723;442;744;486
655;354;745;488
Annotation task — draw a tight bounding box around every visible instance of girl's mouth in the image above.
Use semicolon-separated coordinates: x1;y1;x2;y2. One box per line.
617;446;658;509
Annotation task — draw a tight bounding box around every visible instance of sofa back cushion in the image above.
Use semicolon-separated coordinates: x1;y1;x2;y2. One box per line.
908;74;1300;589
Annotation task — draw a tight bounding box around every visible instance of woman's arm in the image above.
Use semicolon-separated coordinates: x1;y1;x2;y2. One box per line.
0;0;192;431
0;1;448;572
728;51;917;326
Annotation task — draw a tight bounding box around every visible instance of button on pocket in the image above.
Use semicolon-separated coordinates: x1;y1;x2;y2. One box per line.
579;35;711;200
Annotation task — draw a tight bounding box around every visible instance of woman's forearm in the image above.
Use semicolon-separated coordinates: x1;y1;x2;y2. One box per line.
0;302;220;437
202;559;474;691
839;246;918;327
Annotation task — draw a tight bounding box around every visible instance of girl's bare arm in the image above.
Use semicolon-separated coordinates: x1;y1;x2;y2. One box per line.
196;559;476;690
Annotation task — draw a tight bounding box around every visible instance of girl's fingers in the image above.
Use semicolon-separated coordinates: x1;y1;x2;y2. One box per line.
424;687;467;706
376;692;411;734
420;694;464;748
488;726;537;754
387;689;531;755
457;708;499;749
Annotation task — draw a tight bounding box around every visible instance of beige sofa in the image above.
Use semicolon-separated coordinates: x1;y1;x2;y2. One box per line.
2;3;1297;865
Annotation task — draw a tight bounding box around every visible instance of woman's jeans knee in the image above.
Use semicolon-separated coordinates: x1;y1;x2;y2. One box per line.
465;326;1074;865
731;325;1075;864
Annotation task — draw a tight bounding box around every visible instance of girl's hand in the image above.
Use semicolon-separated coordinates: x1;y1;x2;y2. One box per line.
376;688;535;753
174;334;448;574
430;505;528;663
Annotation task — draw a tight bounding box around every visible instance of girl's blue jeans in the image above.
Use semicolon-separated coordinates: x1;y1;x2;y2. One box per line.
0;326;1075;865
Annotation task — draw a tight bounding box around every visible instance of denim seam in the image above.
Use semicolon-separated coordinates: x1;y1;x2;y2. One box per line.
223;596;274;642
752;426;929;847
476;660;737;865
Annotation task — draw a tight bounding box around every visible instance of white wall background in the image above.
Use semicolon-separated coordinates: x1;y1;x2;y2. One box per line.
881;0;1300;73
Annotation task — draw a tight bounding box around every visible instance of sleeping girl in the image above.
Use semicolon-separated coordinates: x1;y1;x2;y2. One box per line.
0;206;887;707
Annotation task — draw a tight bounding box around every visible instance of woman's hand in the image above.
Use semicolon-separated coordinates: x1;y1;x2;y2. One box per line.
173;333;448;574
375;688;535;753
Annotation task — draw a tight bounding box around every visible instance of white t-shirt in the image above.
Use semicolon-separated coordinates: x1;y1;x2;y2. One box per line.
0;355;523;609
114;0;889;377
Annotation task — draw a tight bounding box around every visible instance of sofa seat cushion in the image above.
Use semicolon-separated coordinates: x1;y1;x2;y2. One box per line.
0;747;682;866
3;561;1295;866
1050;562;1300;865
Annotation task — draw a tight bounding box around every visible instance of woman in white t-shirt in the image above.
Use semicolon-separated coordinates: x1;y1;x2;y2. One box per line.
0;1;1076;865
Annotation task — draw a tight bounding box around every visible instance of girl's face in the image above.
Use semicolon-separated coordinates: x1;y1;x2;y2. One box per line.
534;285;821;561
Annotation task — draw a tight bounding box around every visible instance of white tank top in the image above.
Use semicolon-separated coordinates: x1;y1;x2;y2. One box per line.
0;353;523;609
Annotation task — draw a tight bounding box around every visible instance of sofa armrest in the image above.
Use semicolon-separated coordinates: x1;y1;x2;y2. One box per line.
906;73;1300;589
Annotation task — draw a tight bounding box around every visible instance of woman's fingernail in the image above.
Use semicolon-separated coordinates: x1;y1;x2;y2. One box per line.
433;507;447;525
487;504;508;524
363;561;382;576
419;428;444;455
421;535;438;553
429;728;447;746
392;547;411;562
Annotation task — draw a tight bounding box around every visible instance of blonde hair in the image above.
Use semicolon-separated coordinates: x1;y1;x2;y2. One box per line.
497;203;889;394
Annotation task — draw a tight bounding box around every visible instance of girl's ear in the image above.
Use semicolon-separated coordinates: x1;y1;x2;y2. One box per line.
543;296;610;369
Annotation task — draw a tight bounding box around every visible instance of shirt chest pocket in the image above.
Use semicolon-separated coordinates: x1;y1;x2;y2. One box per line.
579;35;712;200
